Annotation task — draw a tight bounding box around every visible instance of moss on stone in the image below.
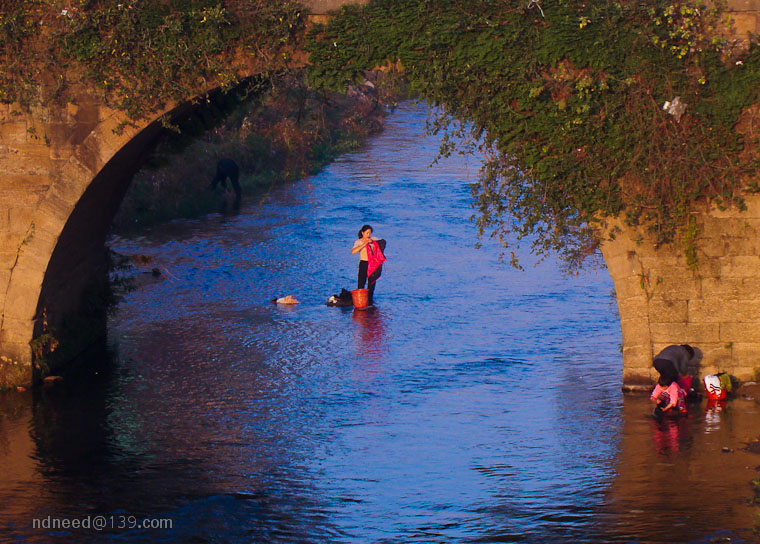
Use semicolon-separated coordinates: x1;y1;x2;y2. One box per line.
0;360;32;390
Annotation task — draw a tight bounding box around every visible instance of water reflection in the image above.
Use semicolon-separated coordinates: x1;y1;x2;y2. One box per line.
704;399;728;434
650;414;692;455
608;396;760;542
351;307;388;364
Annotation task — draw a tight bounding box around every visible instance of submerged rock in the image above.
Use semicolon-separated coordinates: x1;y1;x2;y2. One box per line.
42;376;63;386
273;295;299;304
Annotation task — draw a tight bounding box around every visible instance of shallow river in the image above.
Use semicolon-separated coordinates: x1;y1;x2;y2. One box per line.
2;103;760;543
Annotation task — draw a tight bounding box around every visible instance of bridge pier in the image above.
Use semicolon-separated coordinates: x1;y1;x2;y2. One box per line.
0;90;163;389
602;199;760;386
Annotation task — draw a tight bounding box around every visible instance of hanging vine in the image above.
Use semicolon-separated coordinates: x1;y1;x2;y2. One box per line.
306;0;760;270
0;0;306;119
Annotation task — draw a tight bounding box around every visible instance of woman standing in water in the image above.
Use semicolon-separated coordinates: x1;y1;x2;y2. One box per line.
351;224;386;305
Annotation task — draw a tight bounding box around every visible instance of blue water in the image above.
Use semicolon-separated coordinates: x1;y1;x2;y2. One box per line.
2;102;760;543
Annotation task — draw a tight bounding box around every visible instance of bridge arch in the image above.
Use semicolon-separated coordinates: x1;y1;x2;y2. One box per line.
0;91;214;374
2;0;760;389
0;0;369;387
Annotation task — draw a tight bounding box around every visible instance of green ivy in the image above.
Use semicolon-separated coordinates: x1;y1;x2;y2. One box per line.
306;0;760;269
0;1;306;119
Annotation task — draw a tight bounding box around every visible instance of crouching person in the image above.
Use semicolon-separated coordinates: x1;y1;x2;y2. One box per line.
653;344;696;394
651;374;687;417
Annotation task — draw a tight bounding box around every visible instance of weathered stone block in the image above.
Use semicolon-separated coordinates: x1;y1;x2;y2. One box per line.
684;323;720;345
699;277;749;300
719;234;760;256
622;366;656;385
5;141;52;160
622;343;652;368
602;251;638;277
46;121;77;148
640;251;683;270
701;216;754;237
74;114;136;174
599;232;633;260
0;252;18;270
612;277;648;301
728;1;760;12
0;268;9;289
729;366;759;381
648;300;688;323
695;256;722;279
0;121;28;145
731;342;760;365
695;341;732;365
55;162;93;203
649;275;701;301
697;237;730;258
650;322;720;343
0;316;35;344
3;269;46;320
720;322;760;343
16;242;53;276
739;196;760;218
720;255;760;278
8;208;35;235
731;12;759;37
689;299;760;323
0;173;48;193
616;296;648;320
620;317;651;345
19;228;56;257
49;144;73;162
32;193;73;235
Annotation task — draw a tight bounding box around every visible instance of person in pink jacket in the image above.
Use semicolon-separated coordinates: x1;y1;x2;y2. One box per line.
651;375;687;416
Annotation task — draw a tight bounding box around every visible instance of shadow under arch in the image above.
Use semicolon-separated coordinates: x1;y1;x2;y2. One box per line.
30;79;267;375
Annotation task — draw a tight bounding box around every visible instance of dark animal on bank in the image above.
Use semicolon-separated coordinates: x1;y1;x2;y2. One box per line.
210;158;242;209
326;288;353;307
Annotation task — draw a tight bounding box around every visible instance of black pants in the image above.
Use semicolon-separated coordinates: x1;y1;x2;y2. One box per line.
357;260;376;304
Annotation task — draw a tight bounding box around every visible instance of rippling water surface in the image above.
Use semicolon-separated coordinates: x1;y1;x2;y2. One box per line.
2;103;760;543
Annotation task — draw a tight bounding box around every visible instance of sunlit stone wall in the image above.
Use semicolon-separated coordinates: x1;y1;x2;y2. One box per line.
602;196;760;385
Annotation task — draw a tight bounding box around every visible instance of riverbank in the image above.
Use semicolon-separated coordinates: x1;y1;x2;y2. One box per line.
113;71;386;233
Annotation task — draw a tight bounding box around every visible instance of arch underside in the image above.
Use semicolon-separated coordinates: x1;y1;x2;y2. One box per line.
0;83;253;386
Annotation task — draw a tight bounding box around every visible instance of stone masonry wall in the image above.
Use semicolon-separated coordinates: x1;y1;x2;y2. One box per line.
601;197;760;385
0;95;149;388
727;0;760;36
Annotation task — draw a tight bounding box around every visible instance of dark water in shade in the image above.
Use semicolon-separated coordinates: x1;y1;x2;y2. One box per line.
2;102;760;543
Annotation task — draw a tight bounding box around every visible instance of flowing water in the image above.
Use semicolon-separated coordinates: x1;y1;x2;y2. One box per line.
2;103;760;543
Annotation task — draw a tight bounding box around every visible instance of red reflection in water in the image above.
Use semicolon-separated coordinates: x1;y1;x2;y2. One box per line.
651;415;691;455
351;307;387;366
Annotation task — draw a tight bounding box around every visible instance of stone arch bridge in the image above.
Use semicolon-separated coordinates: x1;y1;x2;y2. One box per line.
2;0;760;388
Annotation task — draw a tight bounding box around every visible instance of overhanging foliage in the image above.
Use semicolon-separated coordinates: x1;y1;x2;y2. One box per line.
306;0;760;269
